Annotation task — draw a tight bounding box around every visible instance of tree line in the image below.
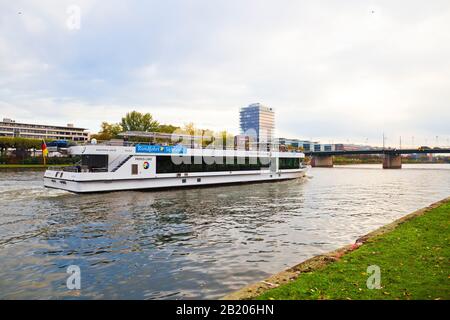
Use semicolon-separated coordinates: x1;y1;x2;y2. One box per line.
0;137;42;155
91;110;234;145
0;110;236;153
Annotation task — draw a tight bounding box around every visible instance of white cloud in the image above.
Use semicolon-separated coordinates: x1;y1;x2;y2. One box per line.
0;0;449;146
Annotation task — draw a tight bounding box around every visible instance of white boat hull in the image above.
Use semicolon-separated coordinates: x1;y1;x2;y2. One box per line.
44;169;307;193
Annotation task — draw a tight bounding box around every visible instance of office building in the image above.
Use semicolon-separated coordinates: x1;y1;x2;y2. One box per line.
0;118;89;141
239;103;275;142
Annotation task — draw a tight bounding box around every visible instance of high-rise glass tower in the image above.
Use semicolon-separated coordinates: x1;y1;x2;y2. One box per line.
239;103;275;142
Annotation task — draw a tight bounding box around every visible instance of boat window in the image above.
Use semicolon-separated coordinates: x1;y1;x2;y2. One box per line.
155;156;272;173
131;164;138;175
279;157;300;169
258;157;270;168
81;155;108;171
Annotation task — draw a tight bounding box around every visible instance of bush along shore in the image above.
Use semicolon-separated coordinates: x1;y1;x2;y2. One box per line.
0;156;80;170
0;164;74;169
223;197;450;300
331;156;450;165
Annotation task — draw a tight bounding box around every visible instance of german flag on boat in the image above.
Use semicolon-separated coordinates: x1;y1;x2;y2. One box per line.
42;139;48;164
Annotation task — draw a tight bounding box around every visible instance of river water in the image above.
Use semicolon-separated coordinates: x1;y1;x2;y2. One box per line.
0;164;449;299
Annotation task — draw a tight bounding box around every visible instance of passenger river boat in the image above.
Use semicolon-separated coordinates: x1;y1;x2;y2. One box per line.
44;137;307;193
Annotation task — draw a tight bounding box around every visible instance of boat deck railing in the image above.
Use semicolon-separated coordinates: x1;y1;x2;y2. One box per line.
75;141;304;153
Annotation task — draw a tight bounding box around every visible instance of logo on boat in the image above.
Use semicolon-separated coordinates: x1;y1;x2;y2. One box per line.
135;144;187;154
143;161;150;169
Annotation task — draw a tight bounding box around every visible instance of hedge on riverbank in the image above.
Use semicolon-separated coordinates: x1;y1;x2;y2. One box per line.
0;156;80;165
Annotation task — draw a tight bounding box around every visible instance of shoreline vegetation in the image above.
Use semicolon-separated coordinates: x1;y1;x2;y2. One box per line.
0;164;73;170
223;197;450;300
327;156;449;165
1;110;449;169
0;162;447;171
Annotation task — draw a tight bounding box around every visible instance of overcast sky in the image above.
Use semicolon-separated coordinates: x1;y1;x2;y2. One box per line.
1;0;449;146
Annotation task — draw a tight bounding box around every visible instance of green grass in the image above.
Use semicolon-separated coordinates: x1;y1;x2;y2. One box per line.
257;200;450;300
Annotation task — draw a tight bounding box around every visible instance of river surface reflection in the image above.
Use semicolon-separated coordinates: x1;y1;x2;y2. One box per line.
0;164;449;299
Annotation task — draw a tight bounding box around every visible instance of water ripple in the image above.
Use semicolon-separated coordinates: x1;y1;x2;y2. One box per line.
0;165;449;299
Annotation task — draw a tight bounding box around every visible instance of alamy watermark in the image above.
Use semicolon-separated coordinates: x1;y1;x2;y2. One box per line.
168;128;278;166
66;265;81;290
366;265;381;289
66;5;81;30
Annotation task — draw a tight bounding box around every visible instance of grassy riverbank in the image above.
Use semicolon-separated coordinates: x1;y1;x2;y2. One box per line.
332;156;381;165
0;164;73;169
254;198;449;300
223;198;450;300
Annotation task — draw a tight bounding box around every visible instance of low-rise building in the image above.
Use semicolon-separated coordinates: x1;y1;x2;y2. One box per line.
278;138;329;152
0;118;89;141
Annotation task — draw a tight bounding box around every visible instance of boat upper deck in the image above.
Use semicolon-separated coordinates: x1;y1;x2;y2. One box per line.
68;143;305;158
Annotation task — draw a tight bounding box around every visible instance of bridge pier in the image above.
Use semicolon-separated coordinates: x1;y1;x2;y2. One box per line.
383;154;402;169
311;155;333;168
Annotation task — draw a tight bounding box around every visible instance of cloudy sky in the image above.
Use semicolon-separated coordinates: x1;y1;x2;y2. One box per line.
1;0;449;146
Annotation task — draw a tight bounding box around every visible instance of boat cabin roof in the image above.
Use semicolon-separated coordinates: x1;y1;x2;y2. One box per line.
68;144;304;158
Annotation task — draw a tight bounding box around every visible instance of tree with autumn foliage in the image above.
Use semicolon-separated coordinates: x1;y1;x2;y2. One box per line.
120;111;159;132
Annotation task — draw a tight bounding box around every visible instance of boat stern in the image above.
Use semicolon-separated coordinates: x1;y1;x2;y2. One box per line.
43;168;81;193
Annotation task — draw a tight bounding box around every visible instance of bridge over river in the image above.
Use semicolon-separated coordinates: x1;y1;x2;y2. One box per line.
304;148;450;169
